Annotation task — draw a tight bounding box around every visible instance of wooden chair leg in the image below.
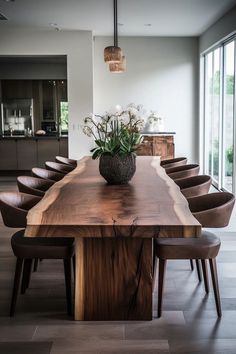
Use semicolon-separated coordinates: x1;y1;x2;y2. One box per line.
33;258;39;272
21;259;33;294
158;259;167;318
190;259;194;271
72;255;76;282
10;258;23;317
209;258;222;317
195;259;202;282
63;259;73;316
201;259;209;293
153;256;158;292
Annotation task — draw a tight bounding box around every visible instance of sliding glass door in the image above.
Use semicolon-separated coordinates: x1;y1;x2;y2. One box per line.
204;48;221;187
203;37;236;192
222;41;235;192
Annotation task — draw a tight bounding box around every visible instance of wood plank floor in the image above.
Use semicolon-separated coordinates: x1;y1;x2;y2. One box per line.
0;178;236;353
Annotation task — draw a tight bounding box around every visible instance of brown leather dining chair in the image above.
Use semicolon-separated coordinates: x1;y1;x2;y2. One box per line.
165;164;200;180
32;167;64;182
188;192;235;228
174;175;212;198
45;161;74;174
160;157;187;169
17;176;54;197
154;191;235;318
0;191;74;317
55;156;77;167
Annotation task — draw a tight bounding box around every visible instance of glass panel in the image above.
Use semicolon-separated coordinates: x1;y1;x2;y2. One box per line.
60;102;69;133
223;41;235;192
42;80;55;120
204;49;221;184
1;99;33;136
212;48;221;182
205;52;213;177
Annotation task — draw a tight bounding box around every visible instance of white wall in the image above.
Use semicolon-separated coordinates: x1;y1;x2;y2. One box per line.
94;37;199;162
0;29;94;159
199;5;236;53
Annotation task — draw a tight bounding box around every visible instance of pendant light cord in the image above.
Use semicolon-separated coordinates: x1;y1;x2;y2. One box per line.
114;0;118;47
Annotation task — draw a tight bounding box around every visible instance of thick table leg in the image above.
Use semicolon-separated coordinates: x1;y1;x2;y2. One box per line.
75;237;153;321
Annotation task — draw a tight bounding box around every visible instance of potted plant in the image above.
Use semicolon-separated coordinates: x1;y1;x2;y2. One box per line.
83;104;145;184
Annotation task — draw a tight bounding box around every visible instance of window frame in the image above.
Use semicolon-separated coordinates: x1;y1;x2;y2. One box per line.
201;35;236;193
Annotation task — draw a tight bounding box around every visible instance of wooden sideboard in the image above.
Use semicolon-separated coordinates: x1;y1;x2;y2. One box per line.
137;134;175;160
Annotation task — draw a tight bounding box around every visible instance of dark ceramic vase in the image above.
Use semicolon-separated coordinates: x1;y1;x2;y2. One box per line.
99;153;136;184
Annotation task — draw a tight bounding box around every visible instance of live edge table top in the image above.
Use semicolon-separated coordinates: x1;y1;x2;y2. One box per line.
25;156;201;239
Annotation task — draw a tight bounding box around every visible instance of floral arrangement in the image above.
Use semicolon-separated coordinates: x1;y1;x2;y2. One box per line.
147;111;163;125
83;104;145;159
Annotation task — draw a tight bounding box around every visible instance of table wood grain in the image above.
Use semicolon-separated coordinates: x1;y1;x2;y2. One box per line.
25;156;201;320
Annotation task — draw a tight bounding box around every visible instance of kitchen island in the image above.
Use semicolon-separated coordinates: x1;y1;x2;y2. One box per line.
0;136;68;172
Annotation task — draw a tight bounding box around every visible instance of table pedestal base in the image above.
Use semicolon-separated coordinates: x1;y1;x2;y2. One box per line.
75;238;153;321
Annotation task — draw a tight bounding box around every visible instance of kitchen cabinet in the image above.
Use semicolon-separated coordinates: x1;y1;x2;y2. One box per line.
0;137;68;171
37;138;60;168
17;140;37;170
0;79;68;135
1;80;33;100
59;138;68;157
137;135;175;160
0;139;17;170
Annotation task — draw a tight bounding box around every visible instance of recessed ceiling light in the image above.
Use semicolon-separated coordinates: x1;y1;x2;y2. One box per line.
4;0;15;2
144;23;152;27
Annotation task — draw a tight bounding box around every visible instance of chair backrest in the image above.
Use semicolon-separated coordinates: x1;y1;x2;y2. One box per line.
188;192;235;228
161;157;187;169
32;167;64;182
174;175;212;198
55;156;77;167
17;176;54;197
45;161;74;174
0;192;41;228
166;164;200;180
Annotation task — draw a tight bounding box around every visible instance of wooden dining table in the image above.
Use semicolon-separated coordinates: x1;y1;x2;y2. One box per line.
25;156;201;321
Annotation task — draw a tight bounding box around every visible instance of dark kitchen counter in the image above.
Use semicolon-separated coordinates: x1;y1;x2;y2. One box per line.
0;135;68;140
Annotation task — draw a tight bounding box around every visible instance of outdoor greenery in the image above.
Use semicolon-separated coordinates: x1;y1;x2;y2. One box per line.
210;71;234;95
60;102;69;131
82;104;145;159
209;141;233;176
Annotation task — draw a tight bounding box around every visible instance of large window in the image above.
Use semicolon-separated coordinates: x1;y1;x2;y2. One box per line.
203;37;235;192
223;41;235;192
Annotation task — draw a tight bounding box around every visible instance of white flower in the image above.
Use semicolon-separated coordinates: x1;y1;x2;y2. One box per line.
120;112;129;124
84;117;93;125
137;104;144;111
83;126;93;137
115;104;122;113
128;106;138;116
127;102;136;109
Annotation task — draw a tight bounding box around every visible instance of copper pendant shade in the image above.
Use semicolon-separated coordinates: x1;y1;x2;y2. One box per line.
104;0;126;71
104;46;122;64
109;55;126;73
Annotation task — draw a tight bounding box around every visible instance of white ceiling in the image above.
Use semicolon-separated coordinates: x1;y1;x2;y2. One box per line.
0;0;236;36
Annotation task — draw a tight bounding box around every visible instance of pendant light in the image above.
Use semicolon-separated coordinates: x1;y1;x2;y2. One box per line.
104;0;123;64
109;55;126;73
